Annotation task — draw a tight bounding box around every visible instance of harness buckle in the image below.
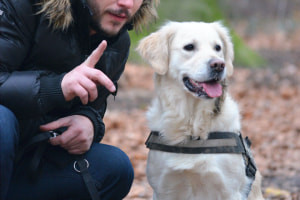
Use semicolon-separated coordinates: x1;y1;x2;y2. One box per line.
246;159;257;178
240;134;257;178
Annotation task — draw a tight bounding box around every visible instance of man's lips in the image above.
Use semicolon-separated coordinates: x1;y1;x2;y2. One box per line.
108;10;129;22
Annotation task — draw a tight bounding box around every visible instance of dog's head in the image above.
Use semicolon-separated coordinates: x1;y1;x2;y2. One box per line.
137;21;234;99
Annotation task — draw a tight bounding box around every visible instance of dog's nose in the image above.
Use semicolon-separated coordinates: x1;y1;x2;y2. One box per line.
209;59;225;72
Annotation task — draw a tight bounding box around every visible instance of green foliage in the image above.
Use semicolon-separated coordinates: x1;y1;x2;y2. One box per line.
231;32;265;68
128;0;265;67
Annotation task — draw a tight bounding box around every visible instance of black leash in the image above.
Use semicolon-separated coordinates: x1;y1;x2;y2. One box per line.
74;156;100;200
15;130;59;179
17;128;100;200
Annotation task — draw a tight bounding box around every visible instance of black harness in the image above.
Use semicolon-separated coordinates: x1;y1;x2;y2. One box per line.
145;131;257;196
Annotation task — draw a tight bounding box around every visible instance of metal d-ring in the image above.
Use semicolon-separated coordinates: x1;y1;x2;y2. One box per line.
49;131;59;138
73;159;90;173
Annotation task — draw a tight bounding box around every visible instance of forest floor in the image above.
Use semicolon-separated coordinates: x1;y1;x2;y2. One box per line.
102;28;300;200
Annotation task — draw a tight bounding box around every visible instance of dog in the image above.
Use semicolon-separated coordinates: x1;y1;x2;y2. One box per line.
137;21;264;200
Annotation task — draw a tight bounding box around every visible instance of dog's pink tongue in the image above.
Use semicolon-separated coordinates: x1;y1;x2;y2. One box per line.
202;82;222;98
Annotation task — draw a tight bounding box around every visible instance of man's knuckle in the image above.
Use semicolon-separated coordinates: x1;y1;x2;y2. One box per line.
95;71;103;78
80;90;88;98
79;137;87;143
68;150;75;154
91;83;97;91
60;140;67;146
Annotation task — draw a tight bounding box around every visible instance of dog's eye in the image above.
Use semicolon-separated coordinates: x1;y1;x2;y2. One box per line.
215;44;222;52
183;44;195;51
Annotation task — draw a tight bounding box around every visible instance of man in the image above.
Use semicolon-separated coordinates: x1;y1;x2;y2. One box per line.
0;0;159;199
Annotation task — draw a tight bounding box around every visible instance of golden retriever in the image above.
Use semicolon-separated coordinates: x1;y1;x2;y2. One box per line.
137;21;264;200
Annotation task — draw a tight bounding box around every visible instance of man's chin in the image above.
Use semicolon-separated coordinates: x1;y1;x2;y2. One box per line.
101;28;121;37
102;23;125;36
90;20;122;37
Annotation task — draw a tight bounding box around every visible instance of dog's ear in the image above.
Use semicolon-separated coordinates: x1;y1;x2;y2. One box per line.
212;22;234;77
136;22;176;75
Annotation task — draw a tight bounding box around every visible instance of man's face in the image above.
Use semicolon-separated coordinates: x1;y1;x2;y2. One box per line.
87;0;143;36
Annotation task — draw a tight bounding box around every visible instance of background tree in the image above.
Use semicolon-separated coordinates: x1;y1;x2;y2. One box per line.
129;0;266;67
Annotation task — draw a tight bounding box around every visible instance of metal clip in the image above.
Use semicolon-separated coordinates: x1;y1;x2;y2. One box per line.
73;159;90;173
49;131;59;138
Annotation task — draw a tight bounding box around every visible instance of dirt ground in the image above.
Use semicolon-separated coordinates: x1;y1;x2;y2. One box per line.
101;28;300;200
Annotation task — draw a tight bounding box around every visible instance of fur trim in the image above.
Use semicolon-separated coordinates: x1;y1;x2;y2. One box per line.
37;0;73;30
37;0;159;31
132;0;160;32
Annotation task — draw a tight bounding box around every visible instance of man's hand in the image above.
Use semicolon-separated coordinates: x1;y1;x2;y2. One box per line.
40;115;94;154
61;40;116;105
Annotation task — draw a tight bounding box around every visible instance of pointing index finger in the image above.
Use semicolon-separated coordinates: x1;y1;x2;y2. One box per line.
85;40;107;67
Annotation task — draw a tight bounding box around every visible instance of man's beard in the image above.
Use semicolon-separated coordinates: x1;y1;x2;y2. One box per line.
89;8;131;37
89;17;110;37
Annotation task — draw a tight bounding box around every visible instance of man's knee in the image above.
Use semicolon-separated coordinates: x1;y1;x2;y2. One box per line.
89;144;134;180
87;144;134;198
0;105;19;200
0;105;19;150
104;145;134;184
0;105;18;125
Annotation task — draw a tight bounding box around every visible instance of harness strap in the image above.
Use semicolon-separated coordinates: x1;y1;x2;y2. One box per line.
146;131;246;154
145;131;257;178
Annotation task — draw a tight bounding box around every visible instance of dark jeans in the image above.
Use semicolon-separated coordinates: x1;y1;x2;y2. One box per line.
0;105;134;200
0;105;19;200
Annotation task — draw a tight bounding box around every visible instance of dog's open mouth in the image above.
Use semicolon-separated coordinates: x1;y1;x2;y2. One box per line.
183;77;222;98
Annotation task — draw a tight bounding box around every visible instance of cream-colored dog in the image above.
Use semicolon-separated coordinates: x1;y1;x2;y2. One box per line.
137;21;264;200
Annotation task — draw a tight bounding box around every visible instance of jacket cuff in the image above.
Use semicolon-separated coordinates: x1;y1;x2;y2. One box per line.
71;106;105;142
39;74;70;110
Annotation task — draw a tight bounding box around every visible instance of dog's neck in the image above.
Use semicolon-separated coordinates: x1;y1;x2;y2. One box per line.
213;80;227;115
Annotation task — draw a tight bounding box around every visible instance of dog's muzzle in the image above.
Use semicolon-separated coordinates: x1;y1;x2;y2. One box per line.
183;77;223;98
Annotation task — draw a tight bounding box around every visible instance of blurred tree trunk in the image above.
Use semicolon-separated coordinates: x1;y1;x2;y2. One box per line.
276;0;288;22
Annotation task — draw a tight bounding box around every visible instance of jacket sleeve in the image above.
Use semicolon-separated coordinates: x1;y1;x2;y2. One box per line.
0;0;72;119
72;32;131;142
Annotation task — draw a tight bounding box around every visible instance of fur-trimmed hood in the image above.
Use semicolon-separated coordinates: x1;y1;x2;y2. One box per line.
38;0;159;31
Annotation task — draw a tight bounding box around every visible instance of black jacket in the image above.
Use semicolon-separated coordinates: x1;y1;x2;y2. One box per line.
0;0;130;144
